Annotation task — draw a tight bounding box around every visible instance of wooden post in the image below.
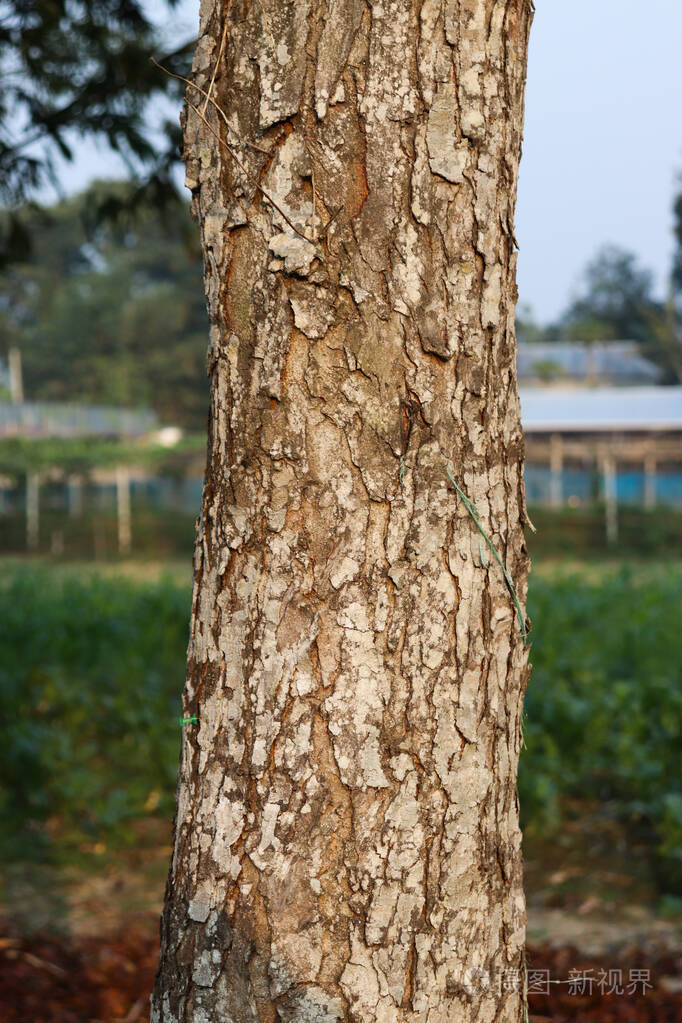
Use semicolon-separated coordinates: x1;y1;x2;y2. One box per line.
116;465;131;555
26;471;39;551
8;346;24;403
601;451;618;546
67;474;84;517
644;453;656;510
550;433;563;507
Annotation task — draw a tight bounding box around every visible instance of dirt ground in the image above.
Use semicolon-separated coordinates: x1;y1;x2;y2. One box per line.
1;835;681;1023
1;919;681;1022
1;812;681;1021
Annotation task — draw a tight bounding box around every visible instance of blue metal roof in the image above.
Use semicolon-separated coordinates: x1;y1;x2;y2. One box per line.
517;342;661;383
519;387;682;432
0;401;158;438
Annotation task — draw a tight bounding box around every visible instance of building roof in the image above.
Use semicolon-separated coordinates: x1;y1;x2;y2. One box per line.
517;342;662;383
520;387;682;433
0;401;158;438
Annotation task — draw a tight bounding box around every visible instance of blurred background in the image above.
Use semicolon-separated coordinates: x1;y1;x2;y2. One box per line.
0;1;681;1020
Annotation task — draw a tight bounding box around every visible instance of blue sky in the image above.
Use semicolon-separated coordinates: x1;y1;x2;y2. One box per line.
516;0;682;321
51;0;682;324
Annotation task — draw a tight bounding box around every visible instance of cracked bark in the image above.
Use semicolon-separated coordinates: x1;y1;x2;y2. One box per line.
152;1;534;1020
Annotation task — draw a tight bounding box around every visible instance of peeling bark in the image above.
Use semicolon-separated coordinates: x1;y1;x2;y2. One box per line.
152;1;534;1020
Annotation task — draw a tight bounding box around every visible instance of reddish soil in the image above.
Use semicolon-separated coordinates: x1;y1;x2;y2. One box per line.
1;926;680;1022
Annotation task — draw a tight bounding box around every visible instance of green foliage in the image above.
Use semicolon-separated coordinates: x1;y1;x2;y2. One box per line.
521;567;682;893
1;562;680;894
0;434;206;474
526;505;682;559
0;181;209;428
674;187;682;297
530;358;564;383
0;0;192;263
0;507;197;558
0;567;190;856
560;245;664;344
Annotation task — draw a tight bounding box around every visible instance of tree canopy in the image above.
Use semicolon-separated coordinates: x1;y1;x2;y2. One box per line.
0;181;209;428
560;245;662;345
0;0;192;263
517;235;682;383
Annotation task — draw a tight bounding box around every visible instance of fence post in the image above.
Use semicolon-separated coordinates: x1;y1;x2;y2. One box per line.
644;453;656;510
8;346;24;403
67;474;84;517
26;471;39;551
601;451;618;546
116;465;132;555
549;433;563;507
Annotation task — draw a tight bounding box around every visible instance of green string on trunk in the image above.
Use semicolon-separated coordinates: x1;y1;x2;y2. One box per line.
445;466;529;645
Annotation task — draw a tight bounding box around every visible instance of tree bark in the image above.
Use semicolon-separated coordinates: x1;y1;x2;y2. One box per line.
152;1;533;1020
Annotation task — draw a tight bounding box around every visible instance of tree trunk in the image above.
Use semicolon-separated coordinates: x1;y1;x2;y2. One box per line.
152;1;533;1021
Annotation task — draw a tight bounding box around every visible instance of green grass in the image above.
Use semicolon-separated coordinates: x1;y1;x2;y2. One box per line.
526;504;682;559
521;564;682;894
0;565;191;861
0;507;197;560
0;558;680;895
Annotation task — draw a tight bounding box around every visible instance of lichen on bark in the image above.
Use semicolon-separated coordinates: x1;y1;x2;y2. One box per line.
152;1;534;1021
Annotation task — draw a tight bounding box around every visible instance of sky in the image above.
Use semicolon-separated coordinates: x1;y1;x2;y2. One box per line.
47;0;682;324
516;0;682;322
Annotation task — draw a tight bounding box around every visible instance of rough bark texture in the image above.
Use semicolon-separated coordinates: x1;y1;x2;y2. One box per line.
152;1;533;1020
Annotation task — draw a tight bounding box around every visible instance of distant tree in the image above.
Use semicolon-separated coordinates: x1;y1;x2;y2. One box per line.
515;302;560;345
675;189;682;293
561;245;664;344
0;182;208;427
530;359;564;383
0;0;192;263
519;214;682;382
558;244;682;382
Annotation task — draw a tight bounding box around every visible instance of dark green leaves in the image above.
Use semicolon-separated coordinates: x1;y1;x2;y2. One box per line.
0;0;192;263
521;566;682;893
0;181;209;429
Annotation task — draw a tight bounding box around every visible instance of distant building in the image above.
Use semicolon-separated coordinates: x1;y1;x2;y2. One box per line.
0;401;157;439
517;341;662;386
0;399;163;553
520;386;682;524
520;387;682;433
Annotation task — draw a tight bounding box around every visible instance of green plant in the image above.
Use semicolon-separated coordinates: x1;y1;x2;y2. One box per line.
1;561;680;896
0;567;190;857
520;566;682;893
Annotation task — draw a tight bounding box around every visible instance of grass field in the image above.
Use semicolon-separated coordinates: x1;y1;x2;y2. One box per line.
0;555;680;908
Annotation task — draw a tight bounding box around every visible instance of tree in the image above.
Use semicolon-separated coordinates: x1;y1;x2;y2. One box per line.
0;181;208;428
514;302;559;345
152;2;534;1021
560;244;664;345
559;243;682;382
0;0;191;263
